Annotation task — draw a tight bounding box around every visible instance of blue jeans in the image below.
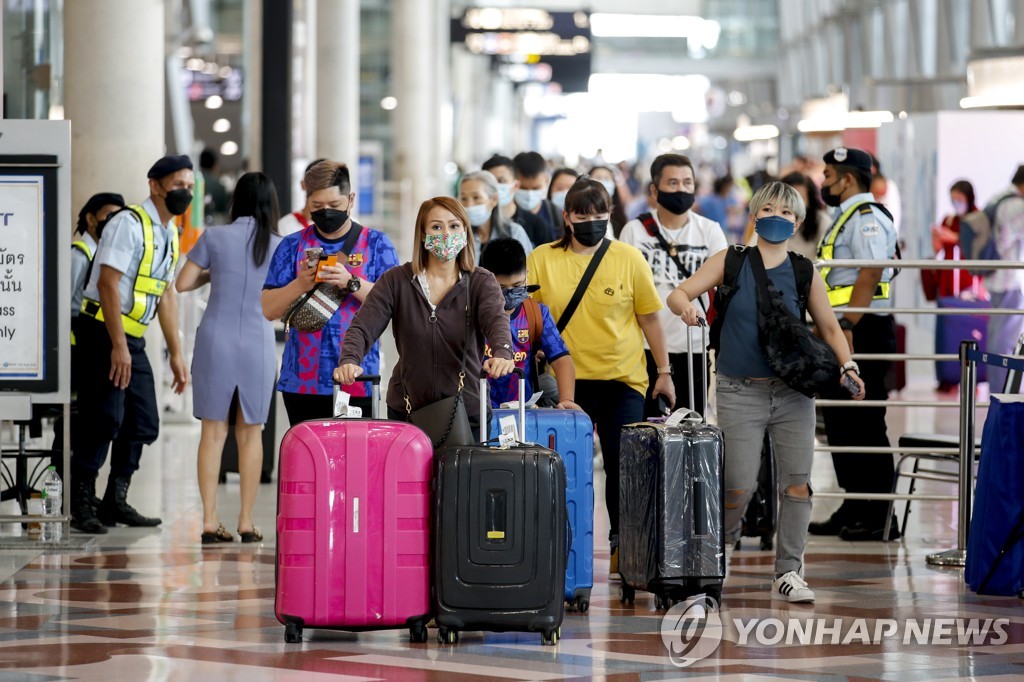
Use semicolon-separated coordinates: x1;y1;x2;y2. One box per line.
716;374;815;575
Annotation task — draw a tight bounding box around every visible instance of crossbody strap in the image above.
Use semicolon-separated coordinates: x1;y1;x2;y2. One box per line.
556;238;610;333
641;213;709;315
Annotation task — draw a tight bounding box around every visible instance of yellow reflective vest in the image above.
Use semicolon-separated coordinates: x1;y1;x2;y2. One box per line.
80;205;179;338
817;202;891;307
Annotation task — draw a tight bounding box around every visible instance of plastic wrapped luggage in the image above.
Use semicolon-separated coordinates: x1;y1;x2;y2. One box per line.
618;326;725;608
434;369;567;646
274;376;434;643
489;407;594;612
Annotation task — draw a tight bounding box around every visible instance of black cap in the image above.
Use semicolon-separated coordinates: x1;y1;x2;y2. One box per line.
147;154;194;180
1012;164;1024;186
77;192;126;233
823;147;873;174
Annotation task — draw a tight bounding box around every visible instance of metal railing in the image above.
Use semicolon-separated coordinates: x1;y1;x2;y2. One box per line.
808;257;1023;563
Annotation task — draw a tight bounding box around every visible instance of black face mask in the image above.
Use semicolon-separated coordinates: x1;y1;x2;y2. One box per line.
95;214;114;239
657;190;696;215
311;208;349;233
821;180;843;208
164;188;192;216
570;219;608;247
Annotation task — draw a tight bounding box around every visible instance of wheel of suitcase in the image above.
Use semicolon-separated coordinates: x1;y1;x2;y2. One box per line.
284;622;303;643
573;596;590;613
437;627;459;645
409;621;428;643
760;534;773;551
704;584;723;606
618;585;635;605
542;627;560;646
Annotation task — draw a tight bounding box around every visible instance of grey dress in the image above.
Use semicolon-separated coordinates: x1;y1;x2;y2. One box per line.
187;218;283;423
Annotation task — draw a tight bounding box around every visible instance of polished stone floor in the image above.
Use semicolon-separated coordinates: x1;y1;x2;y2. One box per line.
1;384;1021;681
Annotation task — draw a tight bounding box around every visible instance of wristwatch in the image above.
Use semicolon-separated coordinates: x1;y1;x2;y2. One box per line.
657;366;673;375
838;317;856;332
346;275;361;293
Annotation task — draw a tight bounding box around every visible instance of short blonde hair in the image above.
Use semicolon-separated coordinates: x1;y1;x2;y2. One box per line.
748;181;806;223
412;196;475;274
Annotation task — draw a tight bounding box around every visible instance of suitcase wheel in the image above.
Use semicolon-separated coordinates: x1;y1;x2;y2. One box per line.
760;535;773;551
542;627;560;646
618;585;635;605
409;622;428;644
284;622;303;644
437;627;459;645
572;596;590;613
654;594;672;611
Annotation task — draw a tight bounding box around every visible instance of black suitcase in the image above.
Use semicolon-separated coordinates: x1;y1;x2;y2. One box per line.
738;431;776;551
219;386;278;484
434;370;567;646
618;324;725;609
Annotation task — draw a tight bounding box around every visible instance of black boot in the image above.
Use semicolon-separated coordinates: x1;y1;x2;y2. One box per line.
96;475;162;527
69;472;107;534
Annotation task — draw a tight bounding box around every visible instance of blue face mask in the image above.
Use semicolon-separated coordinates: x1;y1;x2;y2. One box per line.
465;203;491;227
502;285;530;311
754;215;795;244
497;183;515;207
550;190;568;211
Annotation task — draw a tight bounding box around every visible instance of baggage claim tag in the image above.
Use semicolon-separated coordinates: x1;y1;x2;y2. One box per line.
334;388;357;418
498;415;518;448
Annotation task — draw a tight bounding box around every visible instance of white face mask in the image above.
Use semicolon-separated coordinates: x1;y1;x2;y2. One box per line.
515;188;545;211
550;190;568;211
465;203;491;227
598;179;616;197
497;183;515;207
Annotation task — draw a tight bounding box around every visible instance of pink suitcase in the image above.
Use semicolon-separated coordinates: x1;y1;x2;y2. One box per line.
275;375;434;643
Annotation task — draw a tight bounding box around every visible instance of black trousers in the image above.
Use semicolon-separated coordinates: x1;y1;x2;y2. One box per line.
282;391;372;426
71;317;159;479
643;349;710;418
575;379;645;540
821;313;897;528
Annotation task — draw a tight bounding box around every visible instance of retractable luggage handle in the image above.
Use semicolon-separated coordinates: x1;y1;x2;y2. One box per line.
684;318;709;424
479;367;527;443
332;374;381;419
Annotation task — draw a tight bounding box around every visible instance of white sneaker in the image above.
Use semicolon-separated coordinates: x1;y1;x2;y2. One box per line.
771;571;815;603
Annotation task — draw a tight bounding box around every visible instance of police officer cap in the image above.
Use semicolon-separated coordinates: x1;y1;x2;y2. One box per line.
81;192;125;216
823;147;872;174
147;154;194;180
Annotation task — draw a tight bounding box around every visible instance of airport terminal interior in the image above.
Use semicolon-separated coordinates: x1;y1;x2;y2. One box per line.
1;0;1023;679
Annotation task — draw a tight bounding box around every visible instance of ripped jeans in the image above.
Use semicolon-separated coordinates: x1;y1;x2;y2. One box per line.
716;374;815;576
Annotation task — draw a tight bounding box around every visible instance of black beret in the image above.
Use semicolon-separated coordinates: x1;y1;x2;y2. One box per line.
823;147;873;174
147;154;194;179
81;192;125;216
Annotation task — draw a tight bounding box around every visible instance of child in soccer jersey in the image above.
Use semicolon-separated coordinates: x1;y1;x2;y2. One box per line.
481;238;581;411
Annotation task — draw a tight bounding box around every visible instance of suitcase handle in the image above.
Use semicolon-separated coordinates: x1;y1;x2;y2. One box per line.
685;320;709;423
479;367;526;443
332;374;381;419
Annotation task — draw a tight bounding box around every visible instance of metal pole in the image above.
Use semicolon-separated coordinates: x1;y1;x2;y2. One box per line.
927;339;977;567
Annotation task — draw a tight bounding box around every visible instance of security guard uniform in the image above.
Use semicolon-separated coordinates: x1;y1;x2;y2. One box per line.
816;152;899;535
71;196;180;531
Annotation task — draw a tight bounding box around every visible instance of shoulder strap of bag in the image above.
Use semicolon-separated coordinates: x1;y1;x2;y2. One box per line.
556;238;611;333
641;212;709;314
788;252;815;318
708;245;747;351
746;246;774;318
524;297;543;346
340;223;363;257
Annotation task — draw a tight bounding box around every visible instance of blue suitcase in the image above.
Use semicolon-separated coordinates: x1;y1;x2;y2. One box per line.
490;407;594;612
936;295;988;385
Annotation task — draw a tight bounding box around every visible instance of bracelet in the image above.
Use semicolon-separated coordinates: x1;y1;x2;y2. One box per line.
657;366;673;375
841;360;860;375
838;317;856;331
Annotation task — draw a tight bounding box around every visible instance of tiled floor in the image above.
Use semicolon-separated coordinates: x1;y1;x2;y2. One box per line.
0;384;1021;681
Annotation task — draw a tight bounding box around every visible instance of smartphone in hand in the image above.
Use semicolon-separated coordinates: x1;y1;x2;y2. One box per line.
842;372;860;397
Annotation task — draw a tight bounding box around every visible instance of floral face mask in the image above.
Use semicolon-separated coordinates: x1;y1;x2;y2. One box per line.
424;231;467;262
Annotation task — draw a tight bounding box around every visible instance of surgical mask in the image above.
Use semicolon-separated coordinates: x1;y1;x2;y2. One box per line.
465;203;491;227
952;199;968;215
821;180;843;208
164;188;192;216
502;285;530;311
571;219;608;247
311;208;349;232
515;188;545;211
424;231;467;262
550;190;568;211
598;179;616;197
657;190;695;215
754;215;796;244
497;182;515;207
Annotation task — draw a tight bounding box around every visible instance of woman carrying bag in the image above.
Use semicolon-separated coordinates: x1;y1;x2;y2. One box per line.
668;181;865;604
335;197;515;447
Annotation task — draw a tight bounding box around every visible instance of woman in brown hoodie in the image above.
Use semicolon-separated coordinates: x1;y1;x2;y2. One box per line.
335;197;515;430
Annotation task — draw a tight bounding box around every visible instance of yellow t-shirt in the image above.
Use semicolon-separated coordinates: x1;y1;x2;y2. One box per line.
527;240;663;397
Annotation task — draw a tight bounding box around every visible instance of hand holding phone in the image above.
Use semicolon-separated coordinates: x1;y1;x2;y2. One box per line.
315;254;339;282
842;371;861;398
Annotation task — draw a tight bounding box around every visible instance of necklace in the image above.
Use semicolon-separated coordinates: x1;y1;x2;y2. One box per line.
661;226;683;257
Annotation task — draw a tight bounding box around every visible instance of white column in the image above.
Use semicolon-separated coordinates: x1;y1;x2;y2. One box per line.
64;0;165;210
391;0;439;261
316;0;360;167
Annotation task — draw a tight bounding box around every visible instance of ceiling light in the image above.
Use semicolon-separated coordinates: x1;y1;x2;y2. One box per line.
219;140;238;156
590;14;720;47
960;92;1024;108
205;95;223;110
672;136;691;150
380;96;398;111
797;110;893;132
212;118;231;133
734;124;780;142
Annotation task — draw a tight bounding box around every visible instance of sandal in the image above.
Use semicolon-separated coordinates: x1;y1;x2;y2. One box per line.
201;523;234;544
238;527;263;543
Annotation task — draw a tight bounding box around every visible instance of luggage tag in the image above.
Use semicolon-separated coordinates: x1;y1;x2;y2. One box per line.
498;415;518;448
498;391;543;410
333;387;362;418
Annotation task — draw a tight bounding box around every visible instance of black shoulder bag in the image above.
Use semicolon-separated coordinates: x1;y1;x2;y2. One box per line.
556;238;611;333
283;224;363;333
748;247;839;398
406;271;475;450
